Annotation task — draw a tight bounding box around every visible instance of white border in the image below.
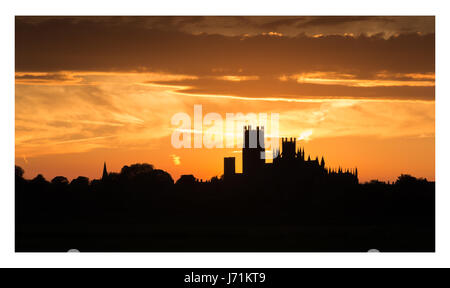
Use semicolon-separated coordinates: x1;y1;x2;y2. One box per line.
2;0;449;268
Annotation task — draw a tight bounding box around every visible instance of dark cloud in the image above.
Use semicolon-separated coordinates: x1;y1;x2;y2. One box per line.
15;17;435;76
16;16;434;37
295;16;392;28
257;17;305;30
15;16;435;101
15;73;76;82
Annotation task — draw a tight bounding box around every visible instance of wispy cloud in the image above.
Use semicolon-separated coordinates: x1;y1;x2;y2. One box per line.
290;72;435;87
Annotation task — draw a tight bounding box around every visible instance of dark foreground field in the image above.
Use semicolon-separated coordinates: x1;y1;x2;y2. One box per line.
16;224;434;252
15;164;435;252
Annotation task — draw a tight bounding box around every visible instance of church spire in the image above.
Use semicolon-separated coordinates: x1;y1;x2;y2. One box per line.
102;162;108;180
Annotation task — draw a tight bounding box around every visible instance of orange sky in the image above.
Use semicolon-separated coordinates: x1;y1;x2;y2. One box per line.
15;16;435;183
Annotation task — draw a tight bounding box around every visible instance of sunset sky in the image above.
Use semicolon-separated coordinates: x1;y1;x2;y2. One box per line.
15;16;435;183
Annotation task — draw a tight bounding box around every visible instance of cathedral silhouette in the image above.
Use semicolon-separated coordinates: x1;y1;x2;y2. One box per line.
222;126;358;185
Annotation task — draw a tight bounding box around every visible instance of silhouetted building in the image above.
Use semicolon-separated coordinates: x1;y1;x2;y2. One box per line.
224;157;236;177
230;126;358;184
242;126;265;175
281;137;296;159
102;162;108;180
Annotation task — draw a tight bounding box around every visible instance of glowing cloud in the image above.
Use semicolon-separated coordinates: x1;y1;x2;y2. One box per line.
292;72;435;87
171;154;181;166
297;129;314;142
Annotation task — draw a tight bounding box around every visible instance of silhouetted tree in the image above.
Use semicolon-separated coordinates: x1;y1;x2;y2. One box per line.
31;174;48;185
51;176;69;185
176;174;196;186
15;165;24;178
120;163;154;179
70;176;90;187
395;174;427;186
